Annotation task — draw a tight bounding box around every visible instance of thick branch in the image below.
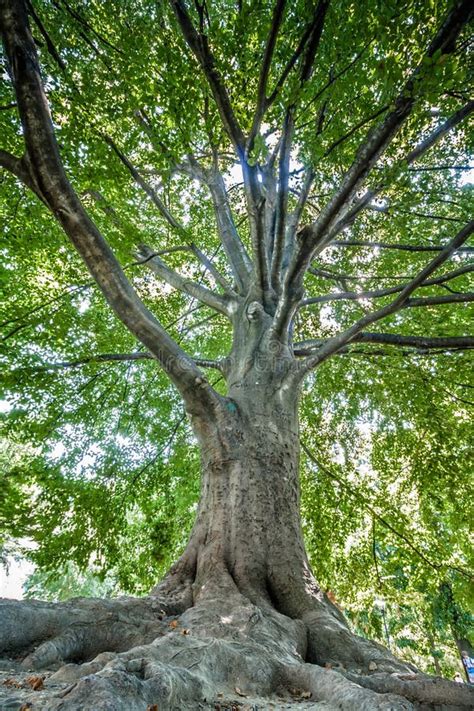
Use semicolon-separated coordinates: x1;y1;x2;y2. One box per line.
206;169;252;291
298;0;330;84
0;0;222;415
169;0;245;154
271;109;294;290
328;99;474;239
298;220;474;372
136;245;232;316
268;0;329;296
0;147;48;202
248;0;286;148
0;148;24;178
276;2;473;335
285;169;315;255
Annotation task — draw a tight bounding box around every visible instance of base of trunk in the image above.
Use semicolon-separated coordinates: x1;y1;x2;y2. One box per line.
1;574;472;710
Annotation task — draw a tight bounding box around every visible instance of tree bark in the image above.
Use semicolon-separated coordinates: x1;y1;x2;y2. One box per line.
157;376;317;609
2;379;473;709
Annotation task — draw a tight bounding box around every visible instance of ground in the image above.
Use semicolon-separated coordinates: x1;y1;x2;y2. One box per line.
1;591;473;710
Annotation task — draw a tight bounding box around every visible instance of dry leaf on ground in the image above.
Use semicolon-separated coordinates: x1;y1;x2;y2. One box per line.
26;675;44;690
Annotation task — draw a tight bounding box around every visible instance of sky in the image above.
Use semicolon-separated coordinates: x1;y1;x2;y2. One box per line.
0;556;34;600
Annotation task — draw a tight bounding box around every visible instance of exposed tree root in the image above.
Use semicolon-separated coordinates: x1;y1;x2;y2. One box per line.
343;669;474;709
0;596;174;670
1;589;473;710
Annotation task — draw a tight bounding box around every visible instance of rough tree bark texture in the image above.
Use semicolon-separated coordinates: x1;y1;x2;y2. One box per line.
1;0;474;708
2;349;473;709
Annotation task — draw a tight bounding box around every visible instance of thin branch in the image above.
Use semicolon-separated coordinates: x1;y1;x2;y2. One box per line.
330;239;474;254
301;264;474;306
298;220;474;372
328;99;474;239
105;136;186;233
294;333;474;356
1;283;90;331
17;351;223;372
407;164;473;171
265;19;313;107
54;0;124;55
321;104;390;158
189;243;233;291
374;207;464;224
125;413;186;494
403;292;474;308
26;0;66;71
302;443;472;580
295;40;372;125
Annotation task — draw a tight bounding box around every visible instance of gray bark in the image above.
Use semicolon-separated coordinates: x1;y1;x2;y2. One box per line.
1;1;474;708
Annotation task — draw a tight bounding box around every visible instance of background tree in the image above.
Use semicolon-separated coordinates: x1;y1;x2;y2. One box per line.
0;0;473;709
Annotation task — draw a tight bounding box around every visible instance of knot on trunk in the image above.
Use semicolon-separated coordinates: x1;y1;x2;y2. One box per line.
246;301;264;321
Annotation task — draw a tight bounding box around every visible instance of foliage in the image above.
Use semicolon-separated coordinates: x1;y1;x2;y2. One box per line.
0;0;472;679
23;561;119;602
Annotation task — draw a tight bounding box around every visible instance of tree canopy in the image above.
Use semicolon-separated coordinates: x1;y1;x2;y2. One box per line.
1;0;473;678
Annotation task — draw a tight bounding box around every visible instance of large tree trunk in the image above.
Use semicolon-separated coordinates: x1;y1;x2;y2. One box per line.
2;360;474;709
157;381;315;610
0;348;470;708
1;359;473;709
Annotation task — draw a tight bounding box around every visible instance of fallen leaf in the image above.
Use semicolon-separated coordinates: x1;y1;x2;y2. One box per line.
2;678;22;688
181;628;190;635
235;686;247;697
26;674;44;690
169;619;178;629
19;705;32;711
146;705;158;711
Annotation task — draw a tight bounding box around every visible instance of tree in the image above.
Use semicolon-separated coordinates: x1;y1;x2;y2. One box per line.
0;0;473;708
